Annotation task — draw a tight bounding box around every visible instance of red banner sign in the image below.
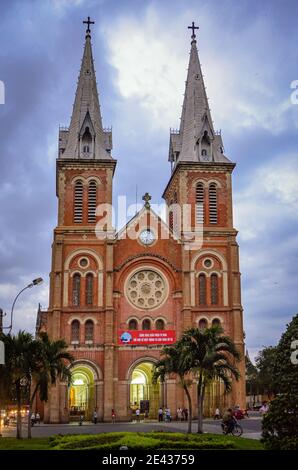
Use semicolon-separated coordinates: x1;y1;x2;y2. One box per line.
118;330;176;346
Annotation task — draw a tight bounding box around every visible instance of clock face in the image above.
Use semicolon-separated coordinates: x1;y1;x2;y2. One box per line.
139;229;155;246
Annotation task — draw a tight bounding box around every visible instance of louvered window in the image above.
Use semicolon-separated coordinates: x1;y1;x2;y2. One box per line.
88;180;97;223
199;273;206;305
209;183;218;224
74;181;83;223
196;183;204;225
71;320;80;342
211;273;218;305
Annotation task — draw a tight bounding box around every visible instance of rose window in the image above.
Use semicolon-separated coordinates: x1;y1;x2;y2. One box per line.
126;269;167;309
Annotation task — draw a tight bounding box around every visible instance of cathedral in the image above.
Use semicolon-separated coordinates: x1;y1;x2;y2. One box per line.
36;19;246;423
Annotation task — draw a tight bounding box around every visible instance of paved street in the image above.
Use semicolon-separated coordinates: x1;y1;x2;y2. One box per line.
1;412;262;440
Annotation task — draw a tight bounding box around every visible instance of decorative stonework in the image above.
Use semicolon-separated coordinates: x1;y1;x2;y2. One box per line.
126;269;167;310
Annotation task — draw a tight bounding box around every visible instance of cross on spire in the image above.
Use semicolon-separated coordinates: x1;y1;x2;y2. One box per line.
83;16;95;35
142;192;152;209
188;21;199;41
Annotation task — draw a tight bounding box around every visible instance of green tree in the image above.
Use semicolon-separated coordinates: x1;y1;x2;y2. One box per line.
27;332;73;439
262;314;298;450
245;352;260;403
0;331;35;439
179;326;241;433
153;344;193;433
255;346;277;399
0;331;73;439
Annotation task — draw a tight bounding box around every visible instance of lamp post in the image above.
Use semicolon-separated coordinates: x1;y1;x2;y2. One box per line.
2;278;43;334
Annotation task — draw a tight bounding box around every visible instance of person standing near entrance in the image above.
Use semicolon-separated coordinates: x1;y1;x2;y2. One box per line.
93;409;98;424
135;408;140;422
158;407;163;422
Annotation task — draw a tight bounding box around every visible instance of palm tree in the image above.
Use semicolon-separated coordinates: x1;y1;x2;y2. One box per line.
27;332;73;438
179;326;241;433
153;344;193;433
0;331;35;439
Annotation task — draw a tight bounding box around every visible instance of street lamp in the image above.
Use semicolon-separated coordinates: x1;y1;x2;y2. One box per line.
2;277;44;334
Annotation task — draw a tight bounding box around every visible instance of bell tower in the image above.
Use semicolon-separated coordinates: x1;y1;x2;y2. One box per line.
45;19;116;423
163;23;246;409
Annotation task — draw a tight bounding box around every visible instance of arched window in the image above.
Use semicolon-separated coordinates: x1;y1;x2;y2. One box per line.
85;320;94;342
83;145;90;154
155;319;165;330
71;320;80;342
209;183;218;224
212;318;221;328
128;319;138;330
72;274;81;306
88;180;97;223
196;183;204;225
211;273;218;305
74;180;83;223
198;318;208;331
85;273;94;306
201;149;207;156
142;319;151;330
199;273;206;305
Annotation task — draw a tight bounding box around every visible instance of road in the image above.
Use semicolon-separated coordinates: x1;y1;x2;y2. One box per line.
1;412;262;440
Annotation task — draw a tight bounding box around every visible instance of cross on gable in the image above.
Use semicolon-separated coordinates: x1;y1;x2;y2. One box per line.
83;16;95;34
142;192;152;208
188;21;199;40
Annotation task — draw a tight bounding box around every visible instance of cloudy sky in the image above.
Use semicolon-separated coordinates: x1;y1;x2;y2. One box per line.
0;0;297;360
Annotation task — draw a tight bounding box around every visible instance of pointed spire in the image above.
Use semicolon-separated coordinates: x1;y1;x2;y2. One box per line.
62;18;112;160
168;23;231;166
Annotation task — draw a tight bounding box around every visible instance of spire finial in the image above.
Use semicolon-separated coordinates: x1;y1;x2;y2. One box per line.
188;21;199;42
83;16;95;38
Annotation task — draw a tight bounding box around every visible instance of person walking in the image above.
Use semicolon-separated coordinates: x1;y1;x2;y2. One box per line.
78;414;84;426
135;408;140;423
93;409;98;424
158;407;163;422
35;412;40;424
165;408;171;422
214;407;221;420
177;407;183;422
111;409;116;423
183;408;188;421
